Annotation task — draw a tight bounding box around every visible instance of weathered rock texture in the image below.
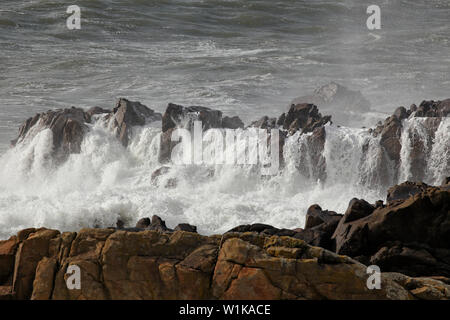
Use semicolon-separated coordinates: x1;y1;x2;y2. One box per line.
11;98;162;162
1;227;450;300
159;103;244;163
368;99;449;186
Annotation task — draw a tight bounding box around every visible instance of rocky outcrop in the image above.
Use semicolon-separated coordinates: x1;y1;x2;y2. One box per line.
281;103;332;135
107;98;162;147
1;227;450;300
292;82;371;126
228;181;450;279
366;99;449;186
11;107;89;160
11;98;162;161
159;103;245;163
331;183;450;277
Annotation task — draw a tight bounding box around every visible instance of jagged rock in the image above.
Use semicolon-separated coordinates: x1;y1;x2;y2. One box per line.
227;224;277;234
0;236;18;285
414;99;450;117
282;103;331;134
174;224;197;233
394;106;409;121
11;107;89;158
305;205;340;229
0;226;449;300
249;116;277;129
147;215;171;232
109;98;162;147
292;205;342;250
222;116;244;129
159;103;243;163
162;103;223;133
116;219;125;229
386;181;430;203
343;198;374;223
86;106;110;120
332;184;450;277
442;177;450;186
136;218;151;229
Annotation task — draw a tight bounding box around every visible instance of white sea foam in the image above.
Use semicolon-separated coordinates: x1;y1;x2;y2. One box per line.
1;113;447;240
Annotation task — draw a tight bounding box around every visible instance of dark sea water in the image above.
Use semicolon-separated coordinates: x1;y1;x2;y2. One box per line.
1;0;449;153
0;0;448;239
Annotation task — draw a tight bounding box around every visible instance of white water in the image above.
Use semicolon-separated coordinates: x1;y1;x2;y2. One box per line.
0;115;448;239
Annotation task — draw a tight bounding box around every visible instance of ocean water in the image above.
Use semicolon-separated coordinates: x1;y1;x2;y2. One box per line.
0;0;449;238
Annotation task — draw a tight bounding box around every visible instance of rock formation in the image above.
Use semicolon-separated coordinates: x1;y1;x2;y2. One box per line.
231;180;450;279
1;226;450;300
11;98;162;162
159;103;244;163
291;82;371;126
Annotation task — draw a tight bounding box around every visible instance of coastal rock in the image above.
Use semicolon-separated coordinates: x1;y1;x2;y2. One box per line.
11;107;89;159
249;116;278;129
0;225;449;300
294;205;342;250
414;99;450;117
332;183;450;277
174;224;198;233
386;181;430;203
109;98;162;147
159;103;243;163
342;198;374;223
222;116;244;129
11;98;162;161
292;82;371;126
282;103;332;134
369;98;449;186
135;218;151;229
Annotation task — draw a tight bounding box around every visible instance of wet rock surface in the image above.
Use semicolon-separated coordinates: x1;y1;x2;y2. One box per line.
1;225;449;300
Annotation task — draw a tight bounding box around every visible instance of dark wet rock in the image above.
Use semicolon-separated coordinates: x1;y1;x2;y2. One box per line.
414;99;450;117
394;106;409;121
116;219;125;229
442;177;450;186
294;217;341;251
294;205;342;250
135;217;151;229
11;107;89;159
109;98;162;147
249;116;278;129
343;198;374;223
174;223;198;233
375;200;384;208
159;103;241;163
86;106;110;120
222;116;244;129
386;181;430;203
227;224;276;234
369;244;450;277
282;103;331;135
331;183;450;277
305;205;340;229
162;103;222;133
146;215;172;232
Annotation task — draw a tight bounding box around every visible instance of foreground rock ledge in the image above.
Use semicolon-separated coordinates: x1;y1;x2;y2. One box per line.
1;228;449;300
